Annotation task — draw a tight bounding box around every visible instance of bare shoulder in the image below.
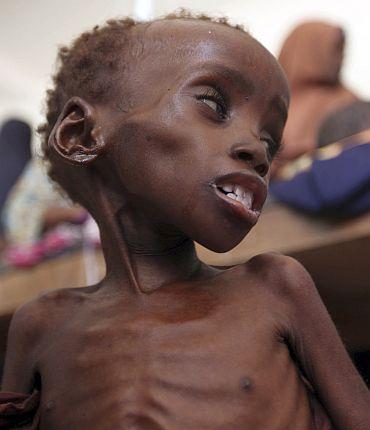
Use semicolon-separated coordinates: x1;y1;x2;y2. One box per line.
8;286;92;352
242;252;317;302
2;286;94;390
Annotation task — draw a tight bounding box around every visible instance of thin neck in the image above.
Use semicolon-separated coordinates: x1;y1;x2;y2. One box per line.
92;180;204;295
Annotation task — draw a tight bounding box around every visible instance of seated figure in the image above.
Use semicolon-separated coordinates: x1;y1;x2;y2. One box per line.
275;21;358;172
1;11;369;430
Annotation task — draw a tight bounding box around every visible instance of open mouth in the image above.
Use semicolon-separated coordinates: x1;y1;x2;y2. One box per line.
216;184;254;211
210;172;267;224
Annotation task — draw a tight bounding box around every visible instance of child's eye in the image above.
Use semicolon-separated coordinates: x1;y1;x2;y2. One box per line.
196;88;228;120
261;137;281;160
202;98;219;112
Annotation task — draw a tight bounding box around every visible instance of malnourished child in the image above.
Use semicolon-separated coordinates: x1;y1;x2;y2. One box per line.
1;11;369;430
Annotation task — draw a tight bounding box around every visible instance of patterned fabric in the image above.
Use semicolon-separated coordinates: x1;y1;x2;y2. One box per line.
1;159;71;245
270;134;370;217
0;159;100;269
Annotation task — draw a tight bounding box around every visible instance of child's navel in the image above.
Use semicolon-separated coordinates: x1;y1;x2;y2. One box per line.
240;377;252;391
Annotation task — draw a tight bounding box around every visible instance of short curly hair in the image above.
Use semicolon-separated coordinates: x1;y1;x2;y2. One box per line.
37;10;250;210
38;10;247;161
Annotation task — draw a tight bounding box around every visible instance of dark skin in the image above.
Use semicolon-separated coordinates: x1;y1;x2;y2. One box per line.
2;20;370;429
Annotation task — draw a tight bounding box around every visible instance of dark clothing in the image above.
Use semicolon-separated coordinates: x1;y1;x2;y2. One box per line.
0;119;31;217
271;140;370;217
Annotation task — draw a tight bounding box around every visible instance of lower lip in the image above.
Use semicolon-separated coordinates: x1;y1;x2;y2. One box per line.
214;188;261;225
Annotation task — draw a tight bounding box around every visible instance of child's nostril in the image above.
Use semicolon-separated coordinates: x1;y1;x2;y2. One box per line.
256;163;268;177
237;151;253;162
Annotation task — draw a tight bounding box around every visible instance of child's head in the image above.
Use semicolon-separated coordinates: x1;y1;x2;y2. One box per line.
39;11;289;252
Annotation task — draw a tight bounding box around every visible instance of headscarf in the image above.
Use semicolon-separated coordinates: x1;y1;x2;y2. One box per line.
277;21;358;165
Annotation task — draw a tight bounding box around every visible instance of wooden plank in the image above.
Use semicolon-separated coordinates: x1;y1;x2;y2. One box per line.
0;249;105;317
291;236;370;351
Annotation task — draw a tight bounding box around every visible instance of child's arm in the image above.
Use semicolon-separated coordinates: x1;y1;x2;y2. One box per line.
280;256;370;430
1;301;41;392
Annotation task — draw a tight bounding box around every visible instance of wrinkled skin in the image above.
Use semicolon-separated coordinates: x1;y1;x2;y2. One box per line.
2;19;369;430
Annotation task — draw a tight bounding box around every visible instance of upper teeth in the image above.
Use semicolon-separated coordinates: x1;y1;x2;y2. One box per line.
219;184;253;209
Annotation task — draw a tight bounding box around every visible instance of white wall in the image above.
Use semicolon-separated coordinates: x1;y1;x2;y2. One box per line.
0;0;134;132
154;0;369;98
0;0;369;137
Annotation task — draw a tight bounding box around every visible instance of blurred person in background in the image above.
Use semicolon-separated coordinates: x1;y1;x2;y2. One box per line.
1;158;87;245
0;154;99;268
0;119;32;214
274;21;359;175
0;118;32;249
270;101;370;217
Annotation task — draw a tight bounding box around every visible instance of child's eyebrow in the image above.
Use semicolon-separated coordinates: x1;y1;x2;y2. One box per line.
189;64;289;120
194;64;289;124
190;64;256;95
269;95;289;123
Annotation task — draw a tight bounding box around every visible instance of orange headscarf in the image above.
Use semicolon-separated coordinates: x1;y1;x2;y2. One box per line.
277;21;358;165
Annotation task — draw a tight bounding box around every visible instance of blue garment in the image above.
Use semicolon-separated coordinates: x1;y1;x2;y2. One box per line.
270;142;370;217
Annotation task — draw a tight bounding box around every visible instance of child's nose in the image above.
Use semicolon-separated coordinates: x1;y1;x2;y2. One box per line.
229;141;269;177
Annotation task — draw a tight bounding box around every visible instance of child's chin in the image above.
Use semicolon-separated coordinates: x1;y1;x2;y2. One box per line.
199;232;249;254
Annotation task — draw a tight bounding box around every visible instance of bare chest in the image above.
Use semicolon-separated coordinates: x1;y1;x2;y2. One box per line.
37;298;312;430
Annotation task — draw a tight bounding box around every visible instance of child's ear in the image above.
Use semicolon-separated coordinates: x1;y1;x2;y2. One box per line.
48;97;106;165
